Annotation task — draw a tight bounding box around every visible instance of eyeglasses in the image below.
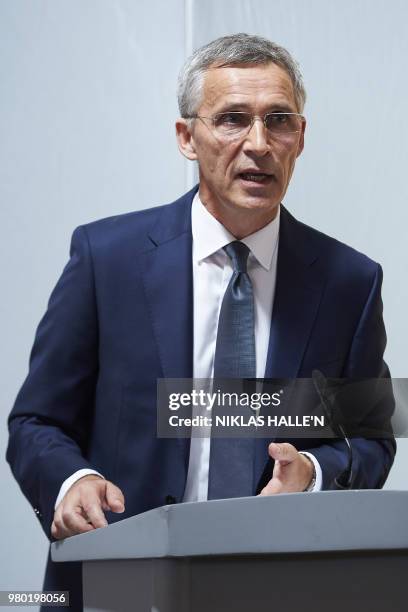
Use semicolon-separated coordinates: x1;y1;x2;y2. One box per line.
185;111;304;141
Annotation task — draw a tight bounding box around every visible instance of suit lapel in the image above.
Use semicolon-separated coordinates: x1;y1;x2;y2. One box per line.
141;188;197;381
141;233;193;380
265;207;326;378
255;208;327;492
140;187;197;472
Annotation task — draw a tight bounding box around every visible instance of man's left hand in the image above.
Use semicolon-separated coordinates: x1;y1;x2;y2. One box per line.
259;442;314;495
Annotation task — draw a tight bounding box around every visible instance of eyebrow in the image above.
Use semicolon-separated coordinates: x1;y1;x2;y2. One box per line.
216;102;296;114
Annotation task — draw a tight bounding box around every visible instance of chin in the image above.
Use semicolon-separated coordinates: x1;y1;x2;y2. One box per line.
235;195;280;211
235;184;281;203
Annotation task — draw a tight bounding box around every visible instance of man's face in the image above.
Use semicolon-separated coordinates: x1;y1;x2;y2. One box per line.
177;62;305;225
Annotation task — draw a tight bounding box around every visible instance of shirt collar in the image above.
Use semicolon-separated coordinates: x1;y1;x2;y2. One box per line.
191;192;280;271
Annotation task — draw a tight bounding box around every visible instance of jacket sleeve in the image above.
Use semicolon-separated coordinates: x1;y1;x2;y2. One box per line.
6;226;99;539
308;264;396;489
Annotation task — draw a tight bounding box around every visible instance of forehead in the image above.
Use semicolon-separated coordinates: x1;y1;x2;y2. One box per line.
199;62;297;112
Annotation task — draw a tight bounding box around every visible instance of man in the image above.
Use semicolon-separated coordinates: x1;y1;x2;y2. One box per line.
7;33;395;611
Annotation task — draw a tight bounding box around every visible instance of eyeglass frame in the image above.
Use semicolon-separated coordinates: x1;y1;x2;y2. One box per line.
183;111;305;140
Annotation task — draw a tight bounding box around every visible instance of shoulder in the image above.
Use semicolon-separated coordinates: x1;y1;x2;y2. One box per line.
79;202;169;250
282;207;381;281
70;187;196;257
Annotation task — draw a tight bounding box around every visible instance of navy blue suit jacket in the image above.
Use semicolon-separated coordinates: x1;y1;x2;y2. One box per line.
7;186;395;611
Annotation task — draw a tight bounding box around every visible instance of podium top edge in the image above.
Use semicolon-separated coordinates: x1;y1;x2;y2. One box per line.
51;490;408;562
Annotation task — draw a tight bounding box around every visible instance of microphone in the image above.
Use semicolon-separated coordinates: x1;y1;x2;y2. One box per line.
312;369;353;489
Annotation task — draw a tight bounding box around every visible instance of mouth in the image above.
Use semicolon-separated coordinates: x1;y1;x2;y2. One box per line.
237;170;274;185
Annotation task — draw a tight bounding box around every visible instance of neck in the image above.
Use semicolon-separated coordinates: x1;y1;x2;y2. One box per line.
199;192;279;239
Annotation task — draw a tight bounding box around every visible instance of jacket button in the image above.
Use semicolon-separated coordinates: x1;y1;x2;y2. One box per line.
165;495;177;505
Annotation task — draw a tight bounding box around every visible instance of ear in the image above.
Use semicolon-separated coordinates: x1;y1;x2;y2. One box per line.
296;117;306;158
175;119;198;161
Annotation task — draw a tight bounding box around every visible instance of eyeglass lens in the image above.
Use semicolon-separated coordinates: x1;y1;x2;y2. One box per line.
213;112;301;137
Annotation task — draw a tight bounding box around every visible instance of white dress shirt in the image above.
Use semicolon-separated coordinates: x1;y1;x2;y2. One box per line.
55;194;321;508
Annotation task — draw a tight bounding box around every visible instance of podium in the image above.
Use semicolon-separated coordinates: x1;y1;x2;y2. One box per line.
51;491;408;612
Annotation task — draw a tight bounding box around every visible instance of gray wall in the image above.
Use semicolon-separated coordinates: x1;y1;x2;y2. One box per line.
1;0;185;600
1;0;407;601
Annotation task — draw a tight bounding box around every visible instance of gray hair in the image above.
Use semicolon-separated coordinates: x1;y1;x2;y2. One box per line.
177;33;306;117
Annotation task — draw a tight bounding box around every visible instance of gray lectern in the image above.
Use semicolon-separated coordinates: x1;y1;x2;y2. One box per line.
52;491;408;612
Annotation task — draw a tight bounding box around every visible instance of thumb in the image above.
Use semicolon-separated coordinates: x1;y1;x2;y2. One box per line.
104;481;125;513
268;442;297;466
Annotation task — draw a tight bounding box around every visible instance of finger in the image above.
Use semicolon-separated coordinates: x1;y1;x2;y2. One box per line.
51;514;80;540
51;520;60;539
51;507;71;539
61;506;96;536
52;503;94;539
81;490;108;529
51;520;64;540
105;481;125;513
268;442;298;465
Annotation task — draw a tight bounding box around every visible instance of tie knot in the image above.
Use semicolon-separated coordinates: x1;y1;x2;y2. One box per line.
224;241;250;273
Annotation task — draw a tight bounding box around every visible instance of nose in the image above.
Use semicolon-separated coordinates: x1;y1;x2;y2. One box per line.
242;117;270;156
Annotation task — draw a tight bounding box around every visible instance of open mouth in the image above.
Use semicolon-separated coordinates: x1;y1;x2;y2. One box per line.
238;171;274;184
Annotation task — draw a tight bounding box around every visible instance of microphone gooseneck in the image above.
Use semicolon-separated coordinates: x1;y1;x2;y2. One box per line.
312;369;353;489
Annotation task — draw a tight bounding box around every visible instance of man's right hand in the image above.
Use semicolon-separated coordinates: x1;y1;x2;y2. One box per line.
51;475;125;540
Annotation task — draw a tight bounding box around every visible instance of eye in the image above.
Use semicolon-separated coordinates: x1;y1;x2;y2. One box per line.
266;113;289;127
215;112;249;127
265;113;301;134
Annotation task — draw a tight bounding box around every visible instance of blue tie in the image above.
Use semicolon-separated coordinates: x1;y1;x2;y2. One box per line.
208;241;256;499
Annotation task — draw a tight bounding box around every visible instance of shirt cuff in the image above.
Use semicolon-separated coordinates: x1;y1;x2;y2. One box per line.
299;452;323;492
54;469;105;509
